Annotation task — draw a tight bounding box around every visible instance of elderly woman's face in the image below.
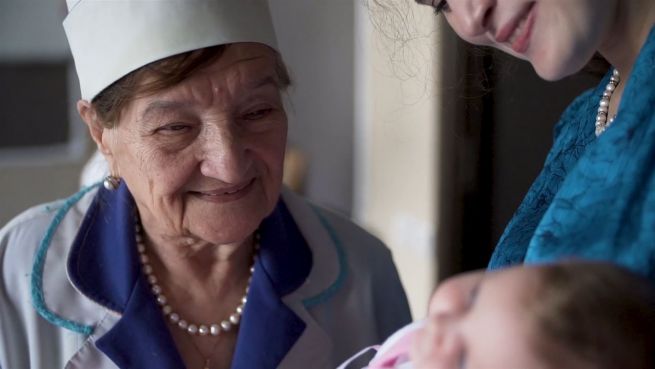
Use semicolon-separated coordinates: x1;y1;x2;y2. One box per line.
103;43;287;245
418;0;616;80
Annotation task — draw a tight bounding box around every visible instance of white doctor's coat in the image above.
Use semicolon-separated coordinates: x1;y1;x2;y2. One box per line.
0;185;411;369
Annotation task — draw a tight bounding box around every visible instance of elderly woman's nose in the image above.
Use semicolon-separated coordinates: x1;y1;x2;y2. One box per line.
451;0;496;38
198;129;251;182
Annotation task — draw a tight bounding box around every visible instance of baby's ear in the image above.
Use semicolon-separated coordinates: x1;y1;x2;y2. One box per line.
77;100;111;156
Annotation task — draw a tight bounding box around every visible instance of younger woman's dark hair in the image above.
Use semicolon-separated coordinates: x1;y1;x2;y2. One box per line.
91;44;292;127
530;262;655;369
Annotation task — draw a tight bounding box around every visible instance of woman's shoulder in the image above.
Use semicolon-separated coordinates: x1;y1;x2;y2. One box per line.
540;78;608;173
551;70;617;144
0;187;98;270
317;207;386;250
560;87;598;118
0;187;100;369
552;85;599;140
282;189;391;260
1;200;68;252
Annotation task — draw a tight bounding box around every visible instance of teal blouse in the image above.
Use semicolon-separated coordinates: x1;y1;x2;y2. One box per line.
489;26;655;279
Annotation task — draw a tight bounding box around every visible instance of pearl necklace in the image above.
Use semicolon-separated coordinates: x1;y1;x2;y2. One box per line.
135;220;258;337
595;69;621;137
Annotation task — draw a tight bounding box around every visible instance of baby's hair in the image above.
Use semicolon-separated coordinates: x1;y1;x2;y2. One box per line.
529;262;655;369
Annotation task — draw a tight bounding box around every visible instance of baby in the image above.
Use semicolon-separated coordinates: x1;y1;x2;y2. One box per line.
339;262;655;369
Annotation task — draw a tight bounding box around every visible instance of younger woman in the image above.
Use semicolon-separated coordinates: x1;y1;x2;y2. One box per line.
415;0;655;276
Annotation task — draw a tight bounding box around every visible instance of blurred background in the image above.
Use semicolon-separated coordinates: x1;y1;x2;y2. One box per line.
0;0;601;319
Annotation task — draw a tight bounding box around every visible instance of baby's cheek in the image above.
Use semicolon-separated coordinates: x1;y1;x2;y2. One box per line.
409;323;439;368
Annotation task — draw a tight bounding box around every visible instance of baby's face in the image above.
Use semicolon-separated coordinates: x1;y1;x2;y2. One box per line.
410;267;550;369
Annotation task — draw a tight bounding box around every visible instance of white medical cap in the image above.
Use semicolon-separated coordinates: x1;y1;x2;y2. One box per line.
63;0;279;101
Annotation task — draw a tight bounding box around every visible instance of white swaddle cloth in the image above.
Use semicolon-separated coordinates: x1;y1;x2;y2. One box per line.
337;320;424;369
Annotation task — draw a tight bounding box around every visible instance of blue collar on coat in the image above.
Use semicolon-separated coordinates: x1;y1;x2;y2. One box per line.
67;183;312;369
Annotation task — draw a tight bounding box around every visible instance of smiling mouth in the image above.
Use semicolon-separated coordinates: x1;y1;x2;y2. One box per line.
190;178;256;202
496;2;536;53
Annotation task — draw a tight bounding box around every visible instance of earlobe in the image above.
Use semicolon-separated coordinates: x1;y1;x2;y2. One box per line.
77;100;112;157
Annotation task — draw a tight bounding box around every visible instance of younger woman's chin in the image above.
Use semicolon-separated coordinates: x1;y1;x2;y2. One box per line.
530;49;596;81
532;65;569;81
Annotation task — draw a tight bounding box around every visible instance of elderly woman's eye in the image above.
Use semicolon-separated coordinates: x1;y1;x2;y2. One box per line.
243;107;273;120
157;123;191;134
433;0;450;14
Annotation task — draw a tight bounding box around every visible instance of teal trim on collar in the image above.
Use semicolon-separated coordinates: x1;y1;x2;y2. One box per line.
302;206;349;308
30;183;100;336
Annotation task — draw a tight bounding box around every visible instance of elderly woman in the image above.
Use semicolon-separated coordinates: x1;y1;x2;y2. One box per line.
0;1;411;368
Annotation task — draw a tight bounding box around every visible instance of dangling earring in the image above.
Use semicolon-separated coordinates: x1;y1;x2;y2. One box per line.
103;175;121;190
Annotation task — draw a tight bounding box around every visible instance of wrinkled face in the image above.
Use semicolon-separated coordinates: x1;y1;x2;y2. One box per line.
102;43;287;245
410;267;551;369
416;0;616;80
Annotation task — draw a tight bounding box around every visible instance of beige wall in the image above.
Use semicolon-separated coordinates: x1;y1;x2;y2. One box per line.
0;0;90;226
354;2;440;319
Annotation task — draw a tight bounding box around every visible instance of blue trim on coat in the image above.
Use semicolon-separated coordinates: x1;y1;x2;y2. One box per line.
68;183;185;368
231;200;312;369
64;184;316;369
302;206;349;308
30;183;100;336
95;271;186;369
67;183;141;313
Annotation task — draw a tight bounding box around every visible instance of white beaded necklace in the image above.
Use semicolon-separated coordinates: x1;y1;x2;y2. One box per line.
595;69;621;137
135;220;258;337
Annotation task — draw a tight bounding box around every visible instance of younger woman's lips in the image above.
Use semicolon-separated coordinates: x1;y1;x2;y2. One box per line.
510;4;536;53
496;3;531;42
